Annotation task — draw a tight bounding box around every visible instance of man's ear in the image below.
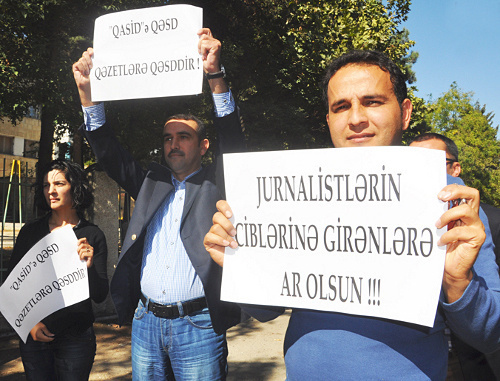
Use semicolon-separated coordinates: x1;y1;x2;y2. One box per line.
451;161;461;177
200;139;209;156
401;98;413;131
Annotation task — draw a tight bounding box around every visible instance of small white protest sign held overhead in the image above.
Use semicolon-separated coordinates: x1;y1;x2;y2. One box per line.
0;225;88;342
91;4;203;101
221;146;448;327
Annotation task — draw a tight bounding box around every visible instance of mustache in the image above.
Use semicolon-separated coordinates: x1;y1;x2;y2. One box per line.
168;149;184;157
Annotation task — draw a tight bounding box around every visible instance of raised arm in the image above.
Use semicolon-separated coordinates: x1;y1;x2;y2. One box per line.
198;29;246;189
198;28;228;95
72;47;147;198
72;47;99;107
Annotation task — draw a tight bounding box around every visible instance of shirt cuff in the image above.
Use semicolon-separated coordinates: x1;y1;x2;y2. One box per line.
440;269;478;311
82;103;106;131
212;91;235;117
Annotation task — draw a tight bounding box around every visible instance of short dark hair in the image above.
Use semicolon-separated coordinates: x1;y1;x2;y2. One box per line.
165;114;206;143
321;50;408;108
409;133;459;161
35;160;94;213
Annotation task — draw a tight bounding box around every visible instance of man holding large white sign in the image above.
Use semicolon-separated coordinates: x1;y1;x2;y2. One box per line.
73;10;245;378
204;50;500;380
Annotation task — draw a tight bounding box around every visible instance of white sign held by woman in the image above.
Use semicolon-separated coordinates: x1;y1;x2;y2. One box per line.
0;226;88;342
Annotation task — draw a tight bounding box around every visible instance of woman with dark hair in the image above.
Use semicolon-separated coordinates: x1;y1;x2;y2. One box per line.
7;160;109;381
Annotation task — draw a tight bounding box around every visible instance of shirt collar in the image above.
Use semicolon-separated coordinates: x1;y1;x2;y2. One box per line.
171;167;202;188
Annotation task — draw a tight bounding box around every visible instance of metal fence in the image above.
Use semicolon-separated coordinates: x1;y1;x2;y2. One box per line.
0;158;38;284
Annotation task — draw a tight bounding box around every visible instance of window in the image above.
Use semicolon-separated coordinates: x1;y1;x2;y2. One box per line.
0;136;14;154
23;140;38;158
26;106;41;120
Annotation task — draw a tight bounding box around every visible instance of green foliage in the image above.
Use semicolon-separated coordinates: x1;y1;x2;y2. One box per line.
205;0;418;150
1;0;419;170
0;0;168;172
426;83;500;206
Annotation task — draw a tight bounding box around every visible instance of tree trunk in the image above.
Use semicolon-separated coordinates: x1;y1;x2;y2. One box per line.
37;106;55;179
72;127;84;167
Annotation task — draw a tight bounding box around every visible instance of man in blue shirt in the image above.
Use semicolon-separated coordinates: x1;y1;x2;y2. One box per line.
73;28;246;380
204;50;500;380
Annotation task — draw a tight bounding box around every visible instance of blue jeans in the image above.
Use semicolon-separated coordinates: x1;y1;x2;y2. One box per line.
19;326;96;381
131;298;228;381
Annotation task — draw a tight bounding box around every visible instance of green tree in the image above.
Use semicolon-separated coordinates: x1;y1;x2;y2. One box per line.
1;0;421;172
205;0;421;149
426;83;500;206
0;0;167;173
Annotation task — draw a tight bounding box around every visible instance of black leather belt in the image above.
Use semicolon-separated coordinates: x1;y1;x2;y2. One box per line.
140;294;207;319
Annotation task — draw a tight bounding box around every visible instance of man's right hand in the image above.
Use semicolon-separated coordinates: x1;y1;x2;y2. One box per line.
72;48;98;107
204;200;238;267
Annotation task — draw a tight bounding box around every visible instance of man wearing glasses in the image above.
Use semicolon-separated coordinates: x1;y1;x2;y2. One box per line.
409;133;461;177
410;132;500;380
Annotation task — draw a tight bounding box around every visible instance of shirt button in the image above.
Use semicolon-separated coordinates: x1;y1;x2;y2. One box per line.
180;197;183;201
170;242;174;245
131;234;137;240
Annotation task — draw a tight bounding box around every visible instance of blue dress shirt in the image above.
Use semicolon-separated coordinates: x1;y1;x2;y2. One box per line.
82;91;235;303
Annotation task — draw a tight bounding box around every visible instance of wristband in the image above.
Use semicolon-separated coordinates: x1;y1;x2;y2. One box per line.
205;65;226;80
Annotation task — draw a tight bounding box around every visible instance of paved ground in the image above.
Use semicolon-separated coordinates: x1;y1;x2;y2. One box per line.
1;223;289;379
0;311;290;381
0;310;469;381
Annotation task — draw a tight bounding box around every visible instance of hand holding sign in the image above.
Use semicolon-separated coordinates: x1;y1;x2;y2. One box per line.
198;28;221;74
436;184;486;303
77;238;95;268
197;28;228;94
72;48;96;108
29;322;55;343
204;200;238;266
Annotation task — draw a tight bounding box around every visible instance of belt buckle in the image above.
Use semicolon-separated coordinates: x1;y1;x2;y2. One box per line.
151;302;178;319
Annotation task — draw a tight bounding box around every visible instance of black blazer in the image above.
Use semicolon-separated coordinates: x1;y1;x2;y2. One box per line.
80;111;246;334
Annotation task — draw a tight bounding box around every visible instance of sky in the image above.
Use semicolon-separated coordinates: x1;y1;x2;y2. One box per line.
402;0;500;137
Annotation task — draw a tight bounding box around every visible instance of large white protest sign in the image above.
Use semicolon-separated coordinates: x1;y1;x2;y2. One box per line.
91;5;203;101
0;225;88;342
221;147;448;327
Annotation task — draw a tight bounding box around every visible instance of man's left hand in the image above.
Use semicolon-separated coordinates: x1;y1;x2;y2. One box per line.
198;28;221;74
436;184;486;303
